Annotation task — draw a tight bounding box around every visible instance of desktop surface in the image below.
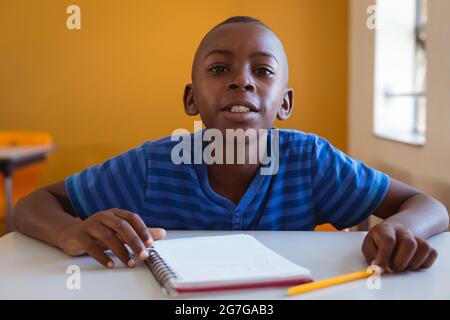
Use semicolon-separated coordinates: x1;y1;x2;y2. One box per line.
0;230;449;299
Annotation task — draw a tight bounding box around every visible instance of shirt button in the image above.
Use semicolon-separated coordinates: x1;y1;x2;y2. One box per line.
235;210;241;216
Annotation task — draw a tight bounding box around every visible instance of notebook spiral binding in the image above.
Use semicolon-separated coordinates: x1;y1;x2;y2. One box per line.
144;249;178;294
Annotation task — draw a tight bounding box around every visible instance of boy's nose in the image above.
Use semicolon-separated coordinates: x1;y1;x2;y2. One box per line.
227;78;256;92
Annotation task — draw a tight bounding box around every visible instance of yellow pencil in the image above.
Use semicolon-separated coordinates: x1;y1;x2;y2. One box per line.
287;268;376;296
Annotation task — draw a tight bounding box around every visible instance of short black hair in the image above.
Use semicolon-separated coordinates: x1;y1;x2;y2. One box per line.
212;16;271;31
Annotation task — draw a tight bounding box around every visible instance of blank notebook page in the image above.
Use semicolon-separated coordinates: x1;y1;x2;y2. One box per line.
152;234;311;286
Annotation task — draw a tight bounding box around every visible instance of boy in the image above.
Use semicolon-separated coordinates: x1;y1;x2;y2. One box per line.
14;16;448;272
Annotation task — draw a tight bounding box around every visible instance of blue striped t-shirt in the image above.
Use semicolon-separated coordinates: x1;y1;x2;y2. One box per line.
65;129;389;230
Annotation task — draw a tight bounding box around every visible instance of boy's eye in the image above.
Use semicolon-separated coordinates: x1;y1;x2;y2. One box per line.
209;65;228;73
255;67;275;76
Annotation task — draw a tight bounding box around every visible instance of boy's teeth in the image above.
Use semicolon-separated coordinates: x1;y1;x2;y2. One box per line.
230;105;250;113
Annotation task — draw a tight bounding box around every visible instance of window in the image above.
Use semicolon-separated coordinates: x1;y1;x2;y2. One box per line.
373;0;427;146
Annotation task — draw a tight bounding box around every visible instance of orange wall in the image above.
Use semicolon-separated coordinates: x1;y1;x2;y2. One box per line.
0;0;348;186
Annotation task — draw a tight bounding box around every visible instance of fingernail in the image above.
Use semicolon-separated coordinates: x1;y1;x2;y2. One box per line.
145;239;154;247
128;259;136;268
139;250;150;260
107;261;114;269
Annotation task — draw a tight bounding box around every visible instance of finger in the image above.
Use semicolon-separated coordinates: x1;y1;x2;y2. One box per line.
87;224;135;268
420;248;438;269
407;238;431;271
361;235;378;265
391;231;417;272
112;209;154;247
80;235;115;268
96;240;109;251
374;230;397;268
149;228;167;241
99;213;149;261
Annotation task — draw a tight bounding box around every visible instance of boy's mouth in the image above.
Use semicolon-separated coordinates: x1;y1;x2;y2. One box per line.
221;101;259;113
220;101;260;123
229;105;252;113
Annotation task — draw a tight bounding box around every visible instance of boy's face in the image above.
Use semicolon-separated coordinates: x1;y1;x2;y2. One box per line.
184;23;293;133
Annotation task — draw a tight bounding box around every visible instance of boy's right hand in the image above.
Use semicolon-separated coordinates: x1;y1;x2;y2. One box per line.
57;208;166;268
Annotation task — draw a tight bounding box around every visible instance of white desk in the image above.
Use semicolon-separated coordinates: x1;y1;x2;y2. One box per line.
0;231;449;300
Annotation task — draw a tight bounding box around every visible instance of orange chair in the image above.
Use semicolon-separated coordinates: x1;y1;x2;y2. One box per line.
0;131;53;235
315;224;338;231
315;224;351;232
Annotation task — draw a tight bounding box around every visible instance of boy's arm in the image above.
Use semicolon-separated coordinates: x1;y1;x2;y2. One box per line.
13;181;166;268
13;181;80;248
362;178;449;271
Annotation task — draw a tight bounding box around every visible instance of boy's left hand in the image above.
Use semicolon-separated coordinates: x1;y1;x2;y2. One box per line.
361;222;438;272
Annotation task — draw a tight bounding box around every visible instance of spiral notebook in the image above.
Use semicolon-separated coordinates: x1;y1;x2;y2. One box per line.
144;234;312;296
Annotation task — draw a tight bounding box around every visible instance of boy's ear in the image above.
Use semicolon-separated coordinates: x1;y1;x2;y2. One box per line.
277;88;294;121
183;84;199;116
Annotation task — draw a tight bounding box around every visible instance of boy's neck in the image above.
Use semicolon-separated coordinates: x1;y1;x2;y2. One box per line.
207;163;260;205
203;131;269;205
